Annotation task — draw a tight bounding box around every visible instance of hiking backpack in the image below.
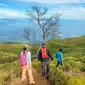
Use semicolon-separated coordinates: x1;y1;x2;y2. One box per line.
20;51;28;66
41;48;48;58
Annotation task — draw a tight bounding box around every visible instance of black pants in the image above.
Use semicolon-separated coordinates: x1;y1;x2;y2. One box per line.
41;61;50;77
56;60;62;67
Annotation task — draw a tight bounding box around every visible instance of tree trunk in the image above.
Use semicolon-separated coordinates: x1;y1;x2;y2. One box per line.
43;33;46;43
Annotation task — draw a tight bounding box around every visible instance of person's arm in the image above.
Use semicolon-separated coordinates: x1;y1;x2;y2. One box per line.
38;49;41;61
56;52;58;59
58;52;63;63
27;51;31;66
47;49;53;60
60;52;63;60
20;52;23;57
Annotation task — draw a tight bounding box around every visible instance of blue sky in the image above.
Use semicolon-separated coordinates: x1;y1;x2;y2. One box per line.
0;0;85;42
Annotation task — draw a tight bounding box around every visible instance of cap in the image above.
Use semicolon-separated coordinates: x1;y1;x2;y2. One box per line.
42;42;46;45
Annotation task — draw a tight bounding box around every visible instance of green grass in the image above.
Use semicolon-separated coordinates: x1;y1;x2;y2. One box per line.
0;61;20;85
0;36;85;85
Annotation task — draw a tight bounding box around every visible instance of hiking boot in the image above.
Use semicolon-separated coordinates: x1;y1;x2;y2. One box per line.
45;75;49;79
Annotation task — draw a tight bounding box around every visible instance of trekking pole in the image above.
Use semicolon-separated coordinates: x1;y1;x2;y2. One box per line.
31;56;38;61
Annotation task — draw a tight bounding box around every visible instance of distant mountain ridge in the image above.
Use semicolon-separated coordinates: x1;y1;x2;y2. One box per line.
1;36;85;46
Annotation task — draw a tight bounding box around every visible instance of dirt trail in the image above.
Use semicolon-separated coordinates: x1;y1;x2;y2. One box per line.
9;68;51;85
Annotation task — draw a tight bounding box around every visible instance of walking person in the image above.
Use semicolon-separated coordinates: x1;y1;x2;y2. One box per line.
38;43;53;78
20;46;35;84
56;48;63;67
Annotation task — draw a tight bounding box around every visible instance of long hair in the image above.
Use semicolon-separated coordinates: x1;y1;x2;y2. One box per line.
23;47;27;53
59;48;63;52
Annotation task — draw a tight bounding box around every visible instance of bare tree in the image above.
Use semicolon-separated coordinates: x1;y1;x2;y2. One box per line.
26;5;60;43
23;28;36;46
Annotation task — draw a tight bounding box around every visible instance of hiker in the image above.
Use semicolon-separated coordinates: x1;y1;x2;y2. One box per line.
20;46;35;84
38;43;53;78
56;48;63;67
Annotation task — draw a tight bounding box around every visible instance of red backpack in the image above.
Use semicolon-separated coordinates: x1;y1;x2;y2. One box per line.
41;47;48;58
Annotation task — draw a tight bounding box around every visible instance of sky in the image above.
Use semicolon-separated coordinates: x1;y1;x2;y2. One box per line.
0;0;85;43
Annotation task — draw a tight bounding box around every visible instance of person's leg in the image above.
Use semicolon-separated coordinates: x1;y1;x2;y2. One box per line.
41;62;45;77
60;60;62;65
45;61;50;79
27;65;35;84
56;60;59;67
46;61;50;76
21;65;27;81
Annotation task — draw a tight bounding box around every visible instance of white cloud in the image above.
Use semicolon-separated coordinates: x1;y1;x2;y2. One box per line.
49;6;85;20
0;36;10;40
58;33;64;37
68;35;81;38
14;0;85;3
0;8;27;19
62;7;85;20
0;1;85;20
7;23;14;26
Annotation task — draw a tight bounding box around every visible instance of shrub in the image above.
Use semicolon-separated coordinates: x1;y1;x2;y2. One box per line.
0;71;11;85
80;64;85;72
32;60;40;68
67;76;85;85
49;68;68;85
11;60;21;78
0;51;18;64
0;61;20;84
61;62;72;72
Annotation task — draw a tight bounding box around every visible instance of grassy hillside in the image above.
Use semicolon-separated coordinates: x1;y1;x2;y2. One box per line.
64;36;85;47
47;36;85;54
48;36;85;46
0;36;85;85
46;36;85;85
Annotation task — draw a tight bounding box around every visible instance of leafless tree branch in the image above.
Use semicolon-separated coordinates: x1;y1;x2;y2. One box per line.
26;5;60;42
